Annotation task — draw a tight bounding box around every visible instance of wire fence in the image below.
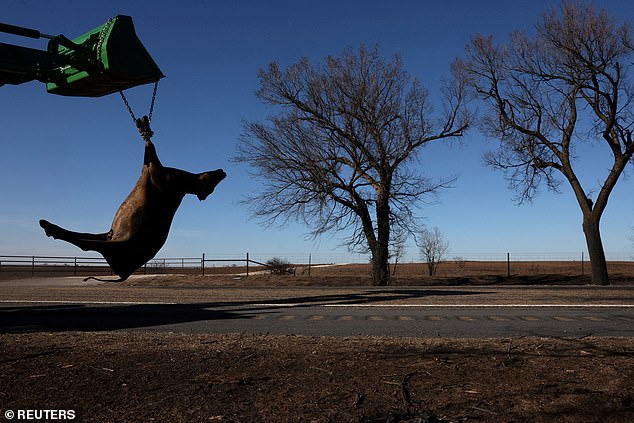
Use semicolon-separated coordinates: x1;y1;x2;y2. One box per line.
0;253;258;279
0;251;632;280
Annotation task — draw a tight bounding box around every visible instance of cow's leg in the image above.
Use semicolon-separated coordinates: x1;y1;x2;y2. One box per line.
40;219;137;281
39;220;111;250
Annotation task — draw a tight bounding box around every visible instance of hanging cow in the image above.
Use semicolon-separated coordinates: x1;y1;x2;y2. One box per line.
40;116;226;281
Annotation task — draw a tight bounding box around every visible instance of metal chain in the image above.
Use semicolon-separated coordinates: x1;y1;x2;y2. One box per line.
119;90;136;122
148;81;158;123
95;17;115;71
99;16;159;143
119;80;159;125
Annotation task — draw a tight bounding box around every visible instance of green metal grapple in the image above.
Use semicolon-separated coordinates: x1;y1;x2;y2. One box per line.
0;15;164;97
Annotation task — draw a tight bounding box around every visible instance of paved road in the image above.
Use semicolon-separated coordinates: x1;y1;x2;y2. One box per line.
1;277;633;337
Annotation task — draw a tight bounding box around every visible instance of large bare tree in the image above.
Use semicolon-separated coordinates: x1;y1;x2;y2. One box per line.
235;45;469;286
457;3;634;285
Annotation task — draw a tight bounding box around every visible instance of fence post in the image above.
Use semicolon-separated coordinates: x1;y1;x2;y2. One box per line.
74;257;77;277
308;253;312;277
507;252;510;278
581;251;584;276
202;253;205;276
32;255;35;277
246;252;249;277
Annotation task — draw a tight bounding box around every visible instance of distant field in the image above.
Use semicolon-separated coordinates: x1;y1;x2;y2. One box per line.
303;261;634;286
2;260;633;285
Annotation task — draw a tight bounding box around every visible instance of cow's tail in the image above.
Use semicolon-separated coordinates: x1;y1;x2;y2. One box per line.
83;276;127;283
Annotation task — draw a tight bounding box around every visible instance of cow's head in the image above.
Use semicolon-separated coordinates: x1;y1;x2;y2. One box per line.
196;169;226;201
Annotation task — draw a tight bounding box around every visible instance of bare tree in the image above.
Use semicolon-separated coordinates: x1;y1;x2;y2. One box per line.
419;226;449;276
389;228;408;276
456;3;634;285
235;45;469;286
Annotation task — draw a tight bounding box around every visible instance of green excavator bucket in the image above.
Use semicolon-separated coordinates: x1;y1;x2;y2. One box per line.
0;15;163;97
46;15;164;97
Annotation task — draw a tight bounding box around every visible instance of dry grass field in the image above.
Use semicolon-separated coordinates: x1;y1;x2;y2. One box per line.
307;261;634;286
2;260;634;285
114;261;634;287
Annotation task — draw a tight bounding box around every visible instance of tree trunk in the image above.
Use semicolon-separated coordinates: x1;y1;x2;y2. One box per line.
371;252;390;286
582;214;609;286
427;260;435;277
372;196;391;286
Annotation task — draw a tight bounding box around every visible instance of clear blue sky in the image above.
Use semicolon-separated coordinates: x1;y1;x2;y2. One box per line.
1;0;633;263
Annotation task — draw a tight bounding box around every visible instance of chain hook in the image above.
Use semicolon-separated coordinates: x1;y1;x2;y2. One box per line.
119;81;159;142
135;115;154;143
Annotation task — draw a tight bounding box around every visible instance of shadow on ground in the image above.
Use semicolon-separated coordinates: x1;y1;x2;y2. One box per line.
0;289;487;333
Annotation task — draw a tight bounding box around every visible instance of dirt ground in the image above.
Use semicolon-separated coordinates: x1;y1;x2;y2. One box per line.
1;266;633;422
1;332;633;422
